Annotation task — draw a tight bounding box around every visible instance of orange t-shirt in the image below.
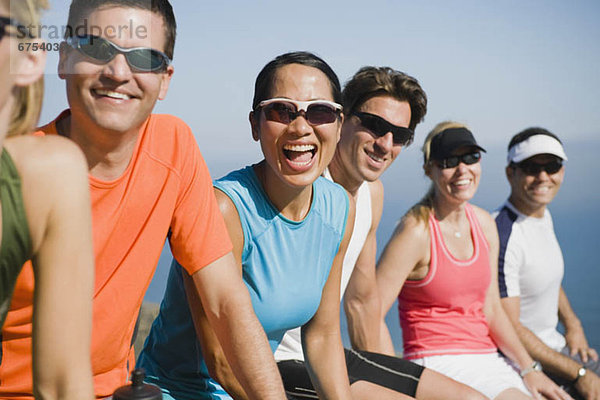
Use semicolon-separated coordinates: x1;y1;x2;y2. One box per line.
0;111;233;398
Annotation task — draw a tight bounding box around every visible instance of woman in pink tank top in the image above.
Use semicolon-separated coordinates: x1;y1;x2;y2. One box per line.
375;122;572;400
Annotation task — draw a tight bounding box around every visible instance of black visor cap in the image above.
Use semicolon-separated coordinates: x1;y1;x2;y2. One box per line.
429;127;486;161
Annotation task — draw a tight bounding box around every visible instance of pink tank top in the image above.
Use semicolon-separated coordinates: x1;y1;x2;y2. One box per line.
398;203;497;359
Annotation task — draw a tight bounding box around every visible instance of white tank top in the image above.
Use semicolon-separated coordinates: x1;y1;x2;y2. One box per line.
274;170;373;361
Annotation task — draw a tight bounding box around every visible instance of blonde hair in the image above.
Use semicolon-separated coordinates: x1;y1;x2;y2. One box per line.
6;0;48;137
405;121;470;225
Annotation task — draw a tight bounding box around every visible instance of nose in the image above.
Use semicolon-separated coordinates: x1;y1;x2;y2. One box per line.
102;54;133;81
374;131;394;153
456;161;469;173
288;113;312;137
535;169;550;181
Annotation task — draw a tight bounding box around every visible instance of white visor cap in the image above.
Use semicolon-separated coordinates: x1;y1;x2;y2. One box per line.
507;134;568;164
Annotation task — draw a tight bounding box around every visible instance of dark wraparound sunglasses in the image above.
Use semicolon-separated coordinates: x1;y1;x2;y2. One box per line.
437;152;481;169
353;112;414;146
512;159;563;175
257;98;342;126
66;35;171;72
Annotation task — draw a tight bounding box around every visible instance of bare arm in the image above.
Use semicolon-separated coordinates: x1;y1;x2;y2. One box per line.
302;194;355;399
183;274;249;400
475;208;571;400
186;188;284;400
502;296;580;376
191;252;285;400
12;137;95;400
344;180;383;352
558;287;598;363
375;214;430;356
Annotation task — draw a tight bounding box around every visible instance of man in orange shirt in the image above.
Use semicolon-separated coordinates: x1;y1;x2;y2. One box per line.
0;1;286;399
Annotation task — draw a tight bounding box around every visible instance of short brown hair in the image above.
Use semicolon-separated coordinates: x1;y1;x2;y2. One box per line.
65;0;176;59
342;66;427;132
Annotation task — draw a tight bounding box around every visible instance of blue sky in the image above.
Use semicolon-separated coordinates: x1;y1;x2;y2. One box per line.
40;0;600;173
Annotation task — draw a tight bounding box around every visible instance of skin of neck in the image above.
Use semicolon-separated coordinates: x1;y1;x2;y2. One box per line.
432;191;468;223
508;192;546;218
328;147;363;197
254;161;314;222
57;112;141;180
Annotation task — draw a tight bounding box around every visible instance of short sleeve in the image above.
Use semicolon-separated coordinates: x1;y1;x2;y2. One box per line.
168;127;232;275
500;239;523;298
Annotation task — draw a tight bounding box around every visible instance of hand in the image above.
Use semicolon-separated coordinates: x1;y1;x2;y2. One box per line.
522;371;573;400
565;327;599;364
575;370;600;400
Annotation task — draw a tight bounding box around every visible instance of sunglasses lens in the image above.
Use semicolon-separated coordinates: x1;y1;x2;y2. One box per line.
78;36;114;61
444;157;459;168
127;49;163;71
263;102;294;124
519;160;562;175
306;104;338;125
392;129;413;146
463;152;481;165
545;160;563;174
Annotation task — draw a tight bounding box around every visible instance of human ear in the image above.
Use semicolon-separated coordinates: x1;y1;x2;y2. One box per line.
249;111;259;141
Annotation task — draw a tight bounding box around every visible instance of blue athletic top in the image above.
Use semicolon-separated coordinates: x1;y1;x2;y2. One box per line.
137;165;349;400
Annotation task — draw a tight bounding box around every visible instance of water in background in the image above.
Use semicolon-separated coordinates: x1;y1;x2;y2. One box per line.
145;139;600;351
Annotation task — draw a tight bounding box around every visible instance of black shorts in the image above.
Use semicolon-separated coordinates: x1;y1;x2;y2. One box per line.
277;348;424;399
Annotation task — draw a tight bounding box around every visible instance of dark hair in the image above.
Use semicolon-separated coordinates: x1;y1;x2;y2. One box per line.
65;0;177;59
508;127;562;151
342;66;427;132
252;51;342;110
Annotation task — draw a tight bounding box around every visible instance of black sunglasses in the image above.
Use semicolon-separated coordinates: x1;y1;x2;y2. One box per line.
353;112;414;146
257;98;342;126
0;16;21;42
512;159;563;175
436;152;481;169
66;35;171;72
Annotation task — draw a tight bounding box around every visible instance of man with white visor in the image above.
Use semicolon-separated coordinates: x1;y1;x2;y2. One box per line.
493;127;600;400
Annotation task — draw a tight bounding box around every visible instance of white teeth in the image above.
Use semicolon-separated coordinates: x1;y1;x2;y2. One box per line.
367;151;384;162
95;89;131;100
455;179;470;186
283;144;315;152
533;186;549;193
289;160;311;166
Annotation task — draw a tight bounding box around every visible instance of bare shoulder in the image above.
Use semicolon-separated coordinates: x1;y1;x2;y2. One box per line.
470;204;499;241
213;187;239;223
367;179;384;203
4;135;87;180
470;204;495;228
395;212;429;243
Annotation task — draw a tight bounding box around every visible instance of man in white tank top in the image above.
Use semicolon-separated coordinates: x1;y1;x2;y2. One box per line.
495;128;600;400
275;68;486;400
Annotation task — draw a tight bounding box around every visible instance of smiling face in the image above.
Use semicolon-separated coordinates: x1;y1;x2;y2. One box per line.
428;145;482;205
250;63;342;190
507;154;565;217
336;95;411;185
58;6;173;136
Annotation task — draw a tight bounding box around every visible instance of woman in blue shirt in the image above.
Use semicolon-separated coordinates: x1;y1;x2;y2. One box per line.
139;51;355;399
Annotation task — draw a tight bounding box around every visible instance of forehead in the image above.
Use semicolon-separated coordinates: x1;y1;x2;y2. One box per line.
270;63;334;100
359;95;411;127
76;6;166;50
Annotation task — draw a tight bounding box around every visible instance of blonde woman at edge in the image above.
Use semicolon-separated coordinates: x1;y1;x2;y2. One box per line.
376;122;572;400
0;1;94;398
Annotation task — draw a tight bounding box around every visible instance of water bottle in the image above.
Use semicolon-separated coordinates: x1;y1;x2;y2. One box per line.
112;369;162;400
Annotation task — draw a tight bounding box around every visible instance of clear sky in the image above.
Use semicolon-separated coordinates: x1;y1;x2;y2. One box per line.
40;0;600;173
